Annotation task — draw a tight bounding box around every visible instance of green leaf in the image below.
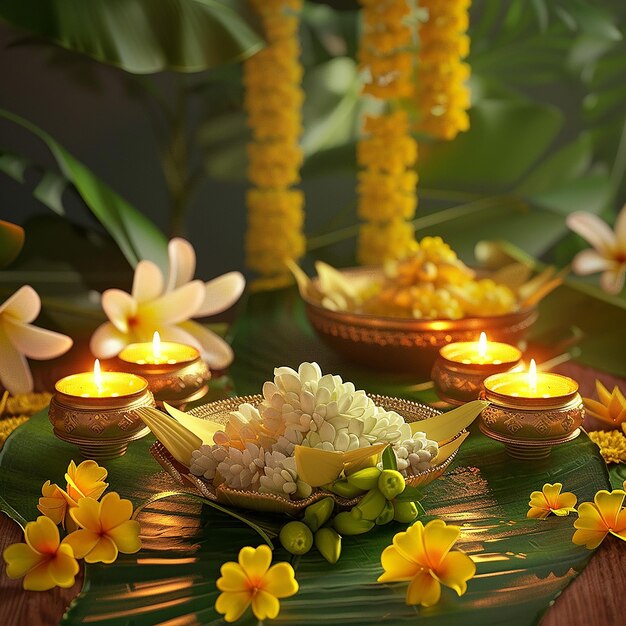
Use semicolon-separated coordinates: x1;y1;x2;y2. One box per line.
0;219;24;268
0;110;168;271
0;0;264;74
394;485;423;503
381;445;398;472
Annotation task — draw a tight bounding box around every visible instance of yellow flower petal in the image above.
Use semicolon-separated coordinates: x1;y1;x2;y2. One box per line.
107;520;142;554
542;483;563;507
3;542;43;579
37;480;67;527
527;506;550;520
252;589;280;620
215;590;251;623
596;380;612;405
25;516;60;555
70;496;102;533
217;562;249;592
47;544;79;588
422;519;461;570
99;492;133;533
609;507;626;541
572;528;607;550
574;502;606;531
83;536;118;564
378;545;420;582
23;561;57;591
392;522;424;565
434;551;476;596
594;490;625;526
263;562;298;598
63;529;101;560
66;459;108;501
556;491;577;510
406;569;441;607
238;545;272;580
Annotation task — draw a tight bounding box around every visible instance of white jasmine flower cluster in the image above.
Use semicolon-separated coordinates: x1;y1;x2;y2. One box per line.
393;434;439;477
189;362;436;498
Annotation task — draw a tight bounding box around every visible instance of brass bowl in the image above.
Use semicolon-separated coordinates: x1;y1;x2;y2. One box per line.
49;384;155;460
150;394;463;515
304;267;537;375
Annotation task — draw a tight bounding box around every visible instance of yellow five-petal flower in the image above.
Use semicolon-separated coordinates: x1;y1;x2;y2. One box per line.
215;545;298;623
572;489;626;549
37;459;109;529
64;492;141;564
378;519;476;607
583;380;626;428
3;516;79;591
527;483;577;519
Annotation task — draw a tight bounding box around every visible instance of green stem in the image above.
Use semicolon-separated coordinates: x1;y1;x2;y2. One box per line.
609;118;626;202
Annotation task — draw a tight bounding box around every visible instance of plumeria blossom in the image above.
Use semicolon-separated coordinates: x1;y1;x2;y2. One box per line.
0;286;73;394
583;380;626;428
64;492;141;564
3;516;79;591
567;205;626;294
90;238;245;370
378;519;476;607
38;460;109;529
527;483;577;519
215;545;298;623
572;489;626;549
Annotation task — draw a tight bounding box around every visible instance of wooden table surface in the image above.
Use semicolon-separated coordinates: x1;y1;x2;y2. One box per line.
1;362;625;626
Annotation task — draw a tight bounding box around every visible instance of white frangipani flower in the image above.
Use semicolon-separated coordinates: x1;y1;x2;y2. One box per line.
90;237;245;369
567;205;626;294
0;286;72;394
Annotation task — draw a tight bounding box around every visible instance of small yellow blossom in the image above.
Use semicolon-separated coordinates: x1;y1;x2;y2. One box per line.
583;380;626;428
3;516;79;591
572;489;626;549
37;459;109;529
527;483;577;519
64;492;141;564
378;519;475;607
588;430;626;464
215;545;298;622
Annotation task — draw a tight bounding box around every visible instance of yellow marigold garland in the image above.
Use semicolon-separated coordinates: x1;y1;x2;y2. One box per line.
416;0;472;140
357;1;419;265
244;1;305;285
0;391;52;447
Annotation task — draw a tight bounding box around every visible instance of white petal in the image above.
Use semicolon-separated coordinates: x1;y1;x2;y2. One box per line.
164;321;234;370
90;322;130;359
600;266;626;295
166;238;196;292
0;285;40;323
572;249;612;275
141;281;205;325
101;290;137;333
567;212;616;254
0;324;33;394
615;203;626;250
195;272;246;318
132;260;164;303
3;318;72;359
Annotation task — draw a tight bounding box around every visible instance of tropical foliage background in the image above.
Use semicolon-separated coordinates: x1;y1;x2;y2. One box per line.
0;0;625;376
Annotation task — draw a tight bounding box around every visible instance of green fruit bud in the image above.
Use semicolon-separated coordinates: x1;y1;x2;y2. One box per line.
280;521;313;555
355;488;386;521
393;501;419;524
315;528;342;564
378;469;406;500
346;466;382;491
296;480;313;499
327;479;366;499
303;497;334;532
333;511;375;535
375;501;395;525
350;507;363;520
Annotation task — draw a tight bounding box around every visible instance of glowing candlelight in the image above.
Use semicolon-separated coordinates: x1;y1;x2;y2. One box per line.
153;331;161;362
94;358;102;393
529;358;537;395
439;333;521;367
478;332;487;362
55;361;147;399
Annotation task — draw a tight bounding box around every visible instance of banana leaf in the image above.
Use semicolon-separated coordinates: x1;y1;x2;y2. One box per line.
0;109;168;272
0;0;263;74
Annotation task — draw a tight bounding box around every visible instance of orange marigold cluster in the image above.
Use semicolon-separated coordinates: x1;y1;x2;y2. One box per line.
416;0;472;140
244;0;305;280
357;0;419;265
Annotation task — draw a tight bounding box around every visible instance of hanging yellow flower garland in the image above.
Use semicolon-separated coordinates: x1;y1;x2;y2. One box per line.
244;0;305;286
356;0;419;266
416;0;472;140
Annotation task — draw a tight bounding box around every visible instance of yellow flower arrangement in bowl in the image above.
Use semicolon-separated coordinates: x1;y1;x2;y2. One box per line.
292;236;561;374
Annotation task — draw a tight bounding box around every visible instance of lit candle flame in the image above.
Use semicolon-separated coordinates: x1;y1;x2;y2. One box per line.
152;331;161;361
478;332;487;361
94;359;102;392
528;358;537;395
